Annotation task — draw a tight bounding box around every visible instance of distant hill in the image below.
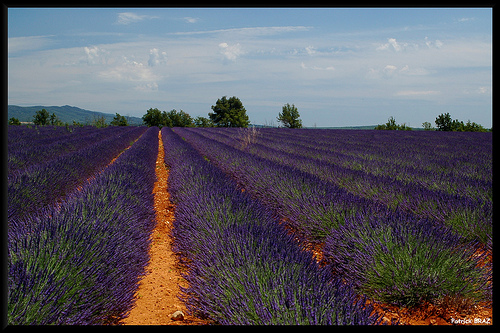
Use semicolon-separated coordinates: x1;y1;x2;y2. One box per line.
7;105;144;126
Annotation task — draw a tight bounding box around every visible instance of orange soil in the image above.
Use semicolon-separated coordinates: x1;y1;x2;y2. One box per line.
120;131;212;325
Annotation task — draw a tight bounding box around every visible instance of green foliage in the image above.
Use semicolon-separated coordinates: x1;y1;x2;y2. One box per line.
277;103;302;128
194;116;214;127
422;121;433;130
209;96;250;127
9;117;21;125
435;113;453;131
375;116;412;130
435;113;487;132
329;217;491;309
110;113;128;126
90;115;108;128
363;237;487;307
33;109;50;125
163;109;194;127
142;108;164;128
49;113;63;126
142;108;195;127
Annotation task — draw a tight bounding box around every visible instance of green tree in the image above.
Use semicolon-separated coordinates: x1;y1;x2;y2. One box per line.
91;115;107;128
164;109;194;127
435;112;453;131
142;108;164;128
110;113;128;126
385;116;399;130
33;109;50;125
49;113;63;126
9;117;21;125
277;103;302;128
375;116;412;130
209;96;250;127
422;121;433;131
194;116;214;127
434;113;487;132
398;123;412;131
463;120;487;132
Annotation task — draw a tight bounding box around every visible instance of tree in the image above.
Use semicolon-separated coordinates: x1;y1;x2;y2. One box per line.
194;116;214;127
434;113;487;132
9;117;21;125
277;103;302;128
33;109;50;125
385;116;399;130
375;116;412;130
463;120;487;132
435;112;453;131
422;121;433;131
49;113;63;126
209;96;250;127
91;115;107;128
110;113;128;126
143;108;164;128
164;109;194;127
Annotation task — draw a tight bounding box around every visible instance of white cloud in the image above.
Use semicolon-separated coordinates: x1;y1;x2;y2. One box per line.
83;46;109;65
219;42;244;61
8;35;54;54
477;86;489;94
425;37;444;49
458;17;475;22
388;38;401;52
384;64;397;73
395;90;440;96
134;82;159;92
305;46;316;55
116;12;159;25
98;57;159;83
183;17;199;23
148;48;167;67
377;38;401;51
167;26;311;37
367;64;432;80
301;62;335;71
377;37;430;52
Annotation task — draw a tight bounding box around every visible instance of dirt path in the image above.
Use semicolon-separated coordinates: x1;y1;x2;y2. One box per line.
121;131;211;325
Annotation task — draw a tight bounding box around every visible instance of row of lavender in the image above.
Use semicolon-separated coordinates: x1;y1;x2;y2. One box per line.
8;127;158;324
8;126;146;221
252;129;492;204
172;127;491;309
161;127;381;325
186;128;492;248
199;127;491;202
8;125;135;176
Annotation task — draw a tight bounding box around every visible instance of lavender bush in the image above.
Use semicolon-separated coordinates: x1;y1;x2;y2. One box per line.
182;222;379;325
322;211;492;308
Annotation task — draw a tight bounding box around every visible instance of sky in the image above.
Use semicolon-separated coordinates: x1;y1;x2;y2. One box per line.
8;7;492;128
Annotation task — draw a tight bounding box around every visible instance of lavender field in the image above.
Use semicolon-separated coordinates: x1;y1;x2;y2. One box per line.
7;125;492;325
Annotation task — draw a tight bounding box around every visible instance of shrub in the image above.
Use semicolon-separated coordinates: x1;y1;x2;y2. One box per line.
322;211;491;308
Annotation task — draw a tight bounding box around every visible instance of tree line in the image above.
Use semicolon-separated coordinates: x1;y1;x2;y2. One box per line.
9;109;130;127
376;113;490;132
142;96;303;129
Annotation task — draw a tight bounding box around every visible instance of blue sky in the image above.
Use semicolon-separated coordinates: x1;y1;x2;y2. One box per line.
8;8;492;127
